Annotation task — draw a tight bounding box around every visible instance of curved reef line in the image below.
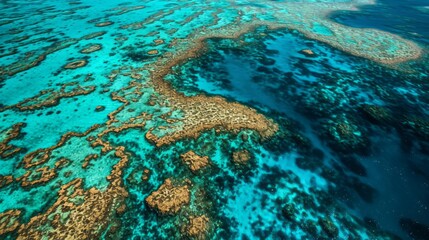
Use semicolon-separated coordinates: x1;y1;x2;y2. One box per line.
267;0;423;64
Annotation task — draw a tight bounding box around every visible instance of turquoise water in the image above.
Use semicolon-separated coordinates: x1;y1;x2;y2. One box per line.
1;0;428;239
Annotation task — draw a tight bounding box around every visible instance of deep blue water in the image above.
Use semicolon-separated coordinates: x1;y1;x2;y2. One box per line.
331;0;429;45
169;27;429;239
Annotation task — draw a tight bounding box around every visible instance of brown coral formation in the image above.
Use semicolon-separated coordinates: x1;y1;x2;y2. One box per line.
20;166;57;187
16;147;130;239
0;39;78;77
141;23;279;147
82;154;98;168
360;104;392;124
3;17;280;240
180;150;210;173
82;31;107;40
18;158;68;187
154;39;165;45
0;209;21;236
80;44;102;54
232;150;251;164
299;49;315;56
5;35;30;43
0;175;13;188
0;123;25;158
145;94;278;147
3;82;96;111
120;7;180;30
146;178;190;215
95;21;114;27
141;168;150;181
0;31;108;77
110;5;145;16
181;11;206;26
3;9;278;240
147;49;159;55
98;114;149;137
185;215;210;239
0;2;424;239
63;60;87;69
95;105;105;112
22;124;100;168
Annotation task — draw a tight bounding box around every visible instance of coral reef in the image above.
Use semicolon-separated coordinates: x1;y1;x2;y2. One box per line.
2;82;96;111
95;21;114;27
17;147;129;239
360;104;392;125
322;116;370;154
147;50;159;55
185;215;210;239
63;60;88;69
145;179;190;215
299;49;315;57
0;210;21;236
319;217;339;238
231;149;251;164
180;150;210;173
0;123;25;158
145;93;278;147
0;175;13;189
80;44;102;54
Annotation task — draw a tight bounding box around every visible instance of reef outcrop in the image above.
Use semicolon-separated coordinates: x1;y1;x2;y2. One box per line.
0;123;25;158
180;151;210;173
185;215;210;238
146;178;190;215
231;149;251;164
63;60;88;69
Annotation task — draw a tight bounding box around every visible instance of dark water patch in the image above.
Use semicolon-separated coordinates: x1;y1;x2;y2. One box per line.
349;177;377;203
295;155;321;171
339;155;367;176
400;218;429;240
124;50;157;61
330;0;429;45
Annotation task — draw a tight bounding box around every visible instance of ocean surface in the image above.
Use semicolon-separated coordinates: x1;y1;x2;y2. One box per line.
0;0;428;239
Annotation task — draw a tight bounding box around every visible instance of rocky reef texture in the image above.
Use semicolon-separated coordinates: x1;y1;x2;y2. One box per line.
80;44;102;54
145;94;278;147
16;147;129;239
95;21;114;27
359;104;393;125
319;217;339;238
299;49;315;57
231;149;251;164
1;82;95;111
0;209;21;236
63;60;88;69
145;178;190;215
180;150;210;173
0;123;25;158
0;175;13;189
322;115;370;154
185;215;210;239
0;0;420;81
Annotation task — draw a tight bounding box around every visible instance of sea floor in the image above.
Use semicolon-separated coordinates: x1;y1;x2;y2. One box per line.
0;0;428;239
